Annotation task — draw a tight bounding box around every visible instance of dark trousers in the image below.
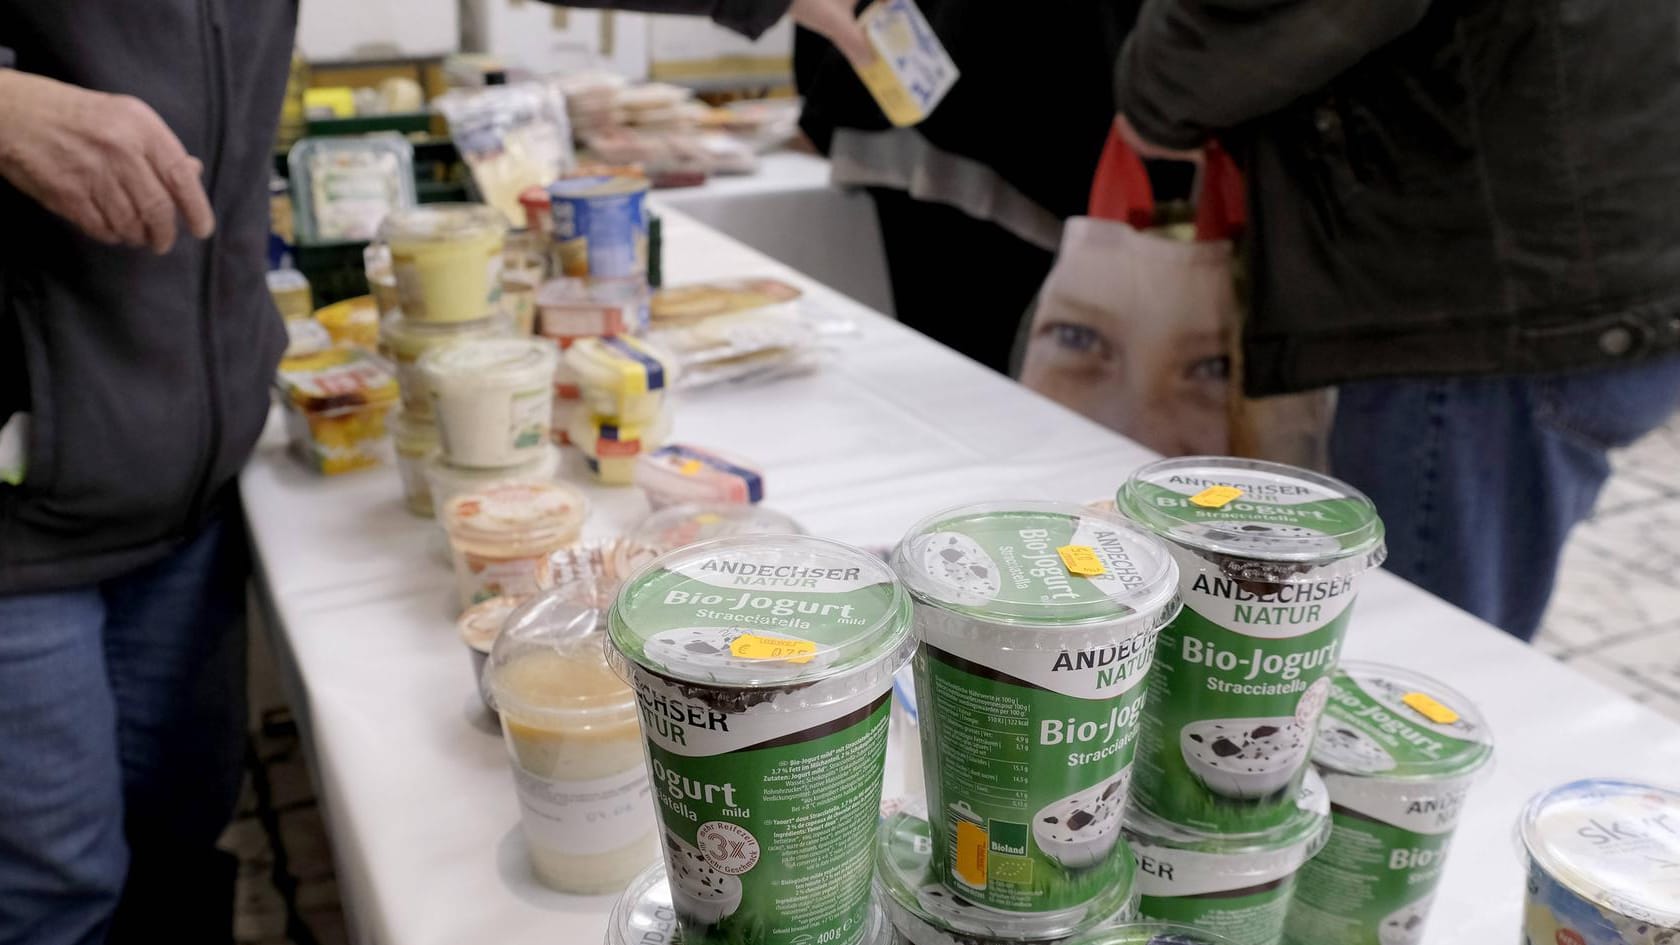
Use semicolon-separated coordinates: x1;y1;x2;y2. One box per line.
868;188;1056;374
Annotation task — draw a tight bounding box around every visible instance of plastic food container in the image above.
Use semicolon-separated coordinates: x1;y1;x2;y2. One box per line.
312;295;380;350
422;338;558;468
458;594;523;713
606;862;894;945
1519;780;1680;945
267;268;313;321
380;203;508;324
875;803;1138;944
518;186;551;236
564;336;674;423
548;175;649;280
363;243;400;317
442;480;588;608
1115;457;1386;835
424;443;562;513
483;591;656;894
854;0;959;128
274;347;399;475
551;381;582;447
634;444;763;510
500;247;545;337
1284;664;1494;945
621;502;803;567
1125;772;1331;945
607;536;914;945
391;410;441;517
892;502;1180;919
1065;925;1237;945
378;313;508;417
534;277;643;339
288;135;416;243
568;410;672;485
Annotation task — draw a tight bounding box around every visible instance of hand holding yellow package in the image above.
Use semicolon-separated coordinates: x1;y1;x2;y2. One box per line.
855;0;959;127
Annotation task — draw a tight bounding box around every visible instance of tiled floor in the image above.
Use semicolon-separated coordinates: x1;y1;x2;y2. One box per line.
226;417;1680;943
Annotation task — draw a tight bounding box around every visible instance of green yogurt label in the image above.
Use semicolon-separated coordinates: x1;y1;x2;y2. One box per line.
609;537;912;945
1117;460;1384;835
894;504;1179;918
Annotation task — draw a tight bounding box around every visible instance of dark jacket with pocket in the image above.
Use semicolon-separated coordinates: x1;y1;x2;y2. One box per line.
1116;0;1680;395
0;0;297;593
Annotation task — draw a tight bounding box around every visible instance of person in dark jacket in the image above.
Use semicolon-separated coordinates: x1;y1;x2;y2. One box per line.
1114;0;1680;641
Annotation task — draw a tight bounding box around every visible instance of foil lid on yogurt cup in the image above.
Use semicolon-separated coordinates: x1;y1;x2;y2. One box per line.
1312;661;1494;781
1518;779;1680;929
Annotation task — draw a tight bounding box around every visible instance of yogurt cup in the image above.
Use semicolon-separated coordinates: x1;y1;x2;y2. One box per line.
363;243;400;318
1115;457;1386;835
424;443;562;513
635;444;764;510
313;295;380;350
569;410;673;485
1518;779;1680;945
564;335;675;424
483;590;658;893
378;313;508;417
892;502;1180;917
876;803;1139;944
1284;664;1494;945
267;268;313;321
1063;925;1237;945
607;861;894;945
380;203;507;323
1126;771;1332;945
391;409;440;517
458;594;523;712
548;175;649;280
422;338;558;468
606;536;914;945
442;480;588;608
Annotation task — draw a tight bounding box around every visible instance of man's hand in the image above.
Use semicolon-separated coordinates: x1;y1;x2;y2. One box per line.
789;0;876;68
0;71;215;253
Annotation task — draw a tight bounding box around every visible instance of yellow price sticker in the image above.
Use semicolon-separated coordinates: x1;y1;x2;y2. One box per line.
679;459;704;476
1190;485;1244;508
730;634;817;664
1058;545;1106;577
954;819;989;888
1402;691;1460;725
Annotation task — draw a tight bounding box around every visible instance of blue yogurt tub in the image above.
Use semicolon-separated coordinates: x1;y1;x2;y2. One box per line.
1519;779;1680;945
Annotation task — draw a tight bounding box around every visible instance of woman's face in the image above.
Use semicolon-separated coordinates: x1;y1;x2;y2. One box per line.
1020;288;1230;457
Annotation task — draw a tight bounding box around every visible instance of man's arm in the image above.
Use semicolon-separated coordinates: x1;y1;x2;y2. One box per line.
1115;0;1433;150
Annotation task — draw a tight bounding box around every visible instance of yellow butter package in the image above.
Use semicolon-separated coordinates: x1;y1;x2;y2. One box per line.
855;0;959;127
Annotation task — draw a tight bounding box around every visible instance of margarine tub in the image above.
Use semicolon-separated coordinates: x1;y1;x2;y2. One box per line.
391;409;440;517
876;803;1138;944
893;502;1180;919
635;444;764;510
423;338;558;468
380;203;507;323
1283;664;1494;945
564;335;675;424
606;862;894;945
379;313;508;417
1116;457;1386;835
1065;925;1237;945
606;535;914;945
425;443;562;513
1126;772;1332;945
442;480;588;608
483;589;657;893
569;410;673;485
1519;779;1680;945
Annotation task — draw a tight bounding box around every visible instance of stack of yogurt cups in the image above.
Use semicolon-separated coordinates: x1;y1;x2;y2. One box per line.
880;500;1186;945
373;202;515;519
1109;457;1393;945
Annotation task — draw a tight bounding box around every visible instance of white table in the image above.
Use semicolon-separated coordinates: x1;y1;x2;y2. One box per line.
243;207;1680;945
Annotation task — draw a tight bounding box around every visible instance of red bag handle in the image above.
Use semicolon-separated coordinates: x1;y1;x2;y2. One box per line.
1086;124;1246;242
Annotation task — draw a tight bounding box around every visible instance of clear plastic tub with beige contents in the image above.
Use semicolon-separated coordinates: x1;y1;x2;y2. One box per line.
482;590;658;894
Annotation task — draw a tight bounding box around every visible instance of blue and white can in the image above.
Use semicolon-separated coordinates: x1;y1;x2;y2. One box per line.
547;175;649;281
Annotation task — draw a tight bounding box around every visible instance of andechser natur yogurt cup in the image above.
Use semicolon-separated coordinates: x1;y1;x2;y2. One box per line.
874;801;1139;944
1282;663;1494;945
1062;924;1238;945
1115;457;1386;835
606;535;914;945
892;502;1180;919
1519;779;1680;945
607;861;895;945
1125;771;1332;945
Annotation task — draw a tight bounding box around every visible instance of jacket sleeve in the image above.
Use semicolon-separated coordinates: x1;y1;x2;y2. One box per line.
0;47;14;69
539;0;793;40
1115;0;1433;149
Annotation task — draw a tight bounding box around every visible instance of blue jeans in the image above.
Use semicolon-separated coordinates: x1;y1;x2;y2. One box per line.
0;511;248;945
1331;358;1680;641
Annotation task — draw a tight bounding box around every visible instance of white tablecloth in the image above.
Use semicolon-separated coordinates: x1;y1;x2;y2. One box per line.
243;207;1680;945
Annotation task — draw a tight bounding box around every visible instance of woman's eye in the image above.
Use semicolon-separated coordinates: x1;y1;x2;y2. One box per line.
1185;355;1230;382
1045;323;1109;358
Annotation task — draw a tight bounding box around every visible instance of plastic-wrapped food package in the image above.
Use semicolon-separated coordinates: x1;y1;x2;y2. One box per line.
433;82;575;227
645;281;850;390
288;135;416;243
274;347;399;475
